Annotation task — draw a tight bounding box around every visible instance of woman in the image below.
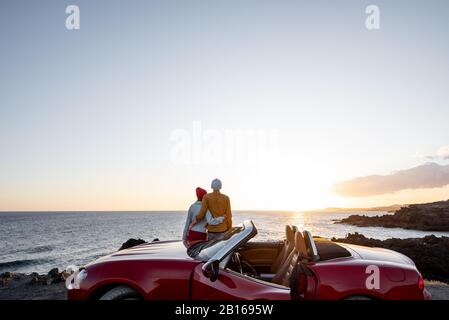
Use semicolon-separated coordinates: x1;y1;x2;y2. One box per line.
182;187;224;246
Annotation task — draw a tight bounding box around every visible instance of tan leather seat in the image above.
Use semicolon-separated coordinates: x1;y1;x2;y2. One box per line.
271;231;308;287
270;225;296;273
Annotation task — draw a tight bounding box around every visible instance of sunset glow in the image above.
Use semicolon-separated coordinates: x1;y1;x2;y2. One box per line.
1;1;449;212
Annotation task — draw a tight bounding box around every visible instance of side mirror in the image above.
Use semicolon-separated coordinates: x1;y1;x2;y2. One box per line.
202;259;220;282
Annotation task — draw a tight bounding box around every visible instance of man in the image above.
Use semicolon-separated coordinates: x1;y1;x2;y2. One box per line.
182;187;224;246
193;178;232;240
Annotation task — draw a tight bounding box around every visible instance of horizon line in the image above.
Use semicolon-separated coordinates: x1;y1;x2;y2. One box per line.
0;207;397;213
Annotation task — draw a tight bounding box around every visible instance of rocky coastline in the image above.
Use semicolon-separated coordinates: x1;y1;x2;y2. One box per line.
0;268;68;300
335;200;449;231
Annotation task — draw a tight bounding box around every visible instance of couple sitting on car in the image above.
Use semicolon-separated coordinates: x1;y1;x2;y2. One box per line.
182;178;232;246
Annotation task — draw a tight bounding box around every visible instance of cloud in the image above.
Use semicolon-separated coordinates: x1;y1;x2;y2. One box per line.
333;162;449;197
416;145;449;161
435;145;449;160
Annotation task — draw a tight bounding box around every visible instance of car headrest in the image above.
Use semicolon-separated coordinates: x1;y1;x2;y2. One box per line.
295;231;308;256
285;225;296;242
286;225;295;242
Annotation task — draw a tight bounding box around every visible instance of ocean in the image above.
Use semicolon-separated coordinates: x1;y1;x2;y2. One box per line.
1;211;448;274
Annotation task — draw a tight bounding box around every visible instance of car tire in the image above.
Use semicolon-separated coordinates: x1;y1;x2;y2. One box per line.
99;285;141;300
344;295;373;300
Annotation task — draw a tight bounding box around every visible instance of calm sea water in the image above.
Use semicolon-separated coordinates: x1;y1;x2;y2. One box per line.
1;211;448;274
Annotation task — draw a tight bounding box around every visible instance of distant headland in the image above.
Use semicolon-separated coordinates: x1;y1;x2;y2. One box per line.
335;200;449;231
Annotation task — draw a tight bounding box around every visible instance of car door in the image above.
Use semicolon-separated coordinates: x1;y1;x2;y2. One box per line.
190;220;290;300
191;263;291;300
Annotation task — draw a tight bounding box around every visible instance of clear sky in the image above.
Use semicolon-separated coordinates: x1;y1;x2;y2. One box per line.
1;0;449;211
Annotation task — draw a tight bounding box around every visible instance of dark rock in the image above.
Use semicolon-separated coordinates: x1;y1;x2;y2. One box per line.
3;269;65;287
335;200;449;231
47;268;63;284
0;272;12;286
29;273;48;286
48;268;59;278
332;232;449;283
0;272;67;299
119;238;146;250
12;273;27;280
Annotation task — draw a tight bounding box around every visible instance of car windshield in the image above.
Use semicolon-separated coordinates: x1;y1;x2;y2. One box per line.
187;226;245;261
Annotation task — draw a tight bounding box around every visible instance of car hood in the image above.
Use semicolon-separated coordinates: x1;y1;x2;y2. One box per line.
93;240;195;264
339;243;415;266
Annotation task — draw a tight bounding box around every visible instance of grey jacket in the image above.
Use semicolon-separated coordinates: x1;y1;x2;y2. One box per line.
182;201;225;241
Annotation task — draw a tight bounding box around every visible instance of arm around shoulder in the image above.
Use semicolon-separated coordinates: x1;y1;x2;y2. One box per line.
196;195;208;220
226;197;232;229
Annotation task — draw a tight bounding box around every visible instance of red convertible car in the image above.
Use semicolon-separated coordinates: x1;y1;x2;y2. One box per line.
67;220;431;300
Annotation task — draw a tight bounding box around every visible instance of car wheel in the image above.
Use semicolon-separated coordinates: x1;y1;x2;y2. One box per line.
344;295;373;300
99;285;141;300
